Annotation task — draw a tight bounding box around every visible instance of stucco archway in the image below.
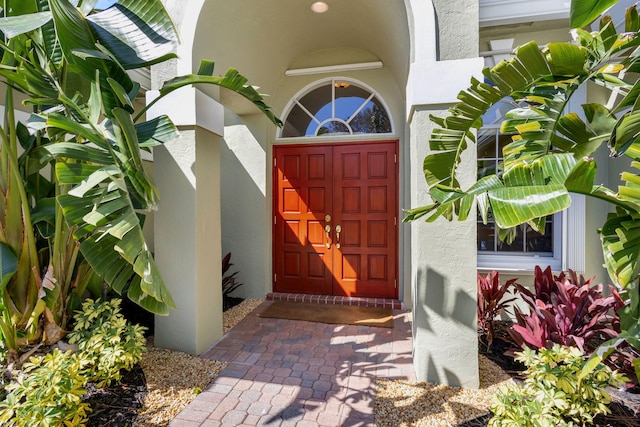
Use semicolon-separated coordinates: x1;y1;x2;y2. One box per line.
183;1;414;303
152;0;483;389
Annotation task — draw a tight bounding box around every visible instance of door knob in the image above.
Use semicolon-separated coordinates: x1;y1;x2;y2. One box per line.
335;225;341;249
325;224;331;249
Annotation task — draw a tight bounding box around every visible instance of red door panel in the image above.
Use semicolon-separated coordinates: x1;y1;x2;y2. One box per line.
273;141;397;298
274;146;332;295
332;143;397;298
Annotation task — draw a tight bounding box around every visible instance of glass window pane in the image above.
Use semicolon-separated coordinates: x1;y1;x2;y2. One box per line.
299;85;332;120
477;129;496;159
478;96;557;260
478;222;495;251
282;104;313;137
318;121;350;136
281;81;392;138
497;133;514;157
349;99;392;134
334;83;370;121
526;222;553;253
478;160;497;180
497;225;524;252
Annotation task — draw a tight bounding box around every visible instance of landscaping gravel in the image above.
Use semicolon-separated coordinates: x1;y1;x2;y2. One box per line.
375;356;515;426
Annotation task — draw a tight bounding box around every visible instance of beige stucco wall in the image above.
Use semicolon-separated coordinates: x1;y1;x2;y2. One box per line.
409;107;479;387
153;126;224;355
220;112;270;299
406;0;482;389
432;0;479;60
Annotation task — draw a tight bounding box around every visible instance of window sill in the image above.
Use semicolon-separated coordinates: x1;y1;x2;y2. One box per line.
478;254;561;272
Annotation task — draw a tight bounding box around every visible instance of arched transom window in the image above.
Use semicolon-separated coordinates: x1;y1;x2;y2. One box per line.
280;79;393;138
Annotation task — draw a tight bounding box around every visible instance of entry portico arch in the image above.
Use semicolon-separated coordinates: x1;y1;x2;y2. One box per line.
151;0;483;388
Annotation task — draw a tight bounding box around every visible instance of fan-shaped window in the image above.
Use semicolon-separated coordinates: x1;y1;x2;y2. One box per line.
280;79;392;138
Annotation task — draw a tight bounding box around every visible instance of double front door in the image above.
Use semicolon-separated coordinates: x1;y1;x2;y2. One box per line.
273;141;398;298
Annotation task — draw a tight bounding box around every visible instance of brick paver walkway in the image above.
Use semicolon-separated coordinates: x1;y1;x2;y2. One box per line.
169;301;414;427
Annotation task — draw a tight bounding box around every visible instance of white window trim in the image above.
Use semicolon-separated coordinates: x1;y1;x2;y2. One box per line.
479;0;570;28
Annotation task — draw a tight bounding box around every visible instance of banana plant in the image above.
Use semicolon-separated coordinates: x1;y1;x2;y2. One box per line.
0;88;45;357
405;0;640;376
0;0;281;352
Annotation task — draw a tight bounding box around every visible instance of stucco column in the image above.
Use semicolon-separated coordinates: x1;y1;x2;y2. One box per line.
407;58;483;389
147;88;225;355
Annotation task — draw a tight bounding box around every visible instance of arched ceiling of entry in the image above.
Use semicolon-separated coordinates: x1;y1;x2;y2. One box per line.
192;0;410;114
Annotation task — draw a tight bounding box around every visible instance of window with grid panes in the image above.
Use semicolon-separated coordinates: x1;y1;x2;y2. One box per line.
477;128;554;254
477;101;560;269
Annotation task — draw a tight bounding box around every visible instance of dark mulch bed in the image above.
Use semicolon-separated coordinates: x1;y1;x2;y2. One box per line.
223;295;244;311
84;364;146;427
461;327;640;427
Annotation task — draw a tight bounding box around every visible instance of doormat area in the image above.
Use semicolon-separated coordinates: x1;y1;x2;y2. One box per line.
259;301;394;328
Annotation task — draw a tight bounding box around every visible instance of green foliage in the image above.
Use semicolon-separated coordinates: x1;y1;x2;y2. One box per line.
0;0;282;352
0;349;91;427
489;345;627;427
67;298;146;387
571;0;619;28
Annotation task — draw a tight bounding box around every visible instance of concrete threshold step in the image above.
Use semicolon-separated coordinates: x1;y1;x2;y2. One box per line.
266;292;403;310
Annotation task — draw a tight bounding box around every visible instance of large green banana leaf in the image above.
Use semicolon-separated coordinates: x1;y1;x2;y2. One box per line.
0;0;179;113
571;0;618;28
407;4;640;292
0;0;282;319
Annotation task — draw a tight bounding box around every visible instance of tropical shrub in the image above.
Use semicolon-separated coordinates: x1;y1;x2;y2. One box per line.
509;266;623;352
67;298;146;387
0;349;91;427
0;0;281;354
489;345;627;427
477;271;517;347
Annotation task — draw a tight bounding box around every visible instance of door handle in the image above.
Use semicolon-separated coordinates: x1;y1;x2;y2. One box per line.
335;225;341;249
325;225;331;249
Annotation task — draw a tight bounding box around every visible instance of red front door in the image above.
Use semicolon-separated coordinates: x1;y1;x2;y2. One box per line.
273;141;397;298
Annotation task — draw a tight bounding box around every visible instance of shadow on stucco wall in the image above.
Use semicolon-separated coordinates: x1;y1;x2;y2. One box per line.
220;112;270;300
412;267;477;386
416;268;476;329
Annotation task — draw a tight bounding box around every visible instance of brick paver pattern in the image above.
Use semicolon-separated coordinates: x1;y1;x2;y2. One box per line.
169;301;414;427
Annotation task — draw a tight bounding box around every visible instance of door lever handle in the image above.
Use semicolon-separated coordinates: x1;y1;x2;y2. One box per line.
325;225;331;249
335;225;341;249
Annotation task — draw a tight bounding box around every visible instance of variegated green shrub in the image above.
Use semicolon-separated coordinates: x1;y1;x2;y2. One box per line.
67;298;146;387
0;349;90;427
489;345;627;427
